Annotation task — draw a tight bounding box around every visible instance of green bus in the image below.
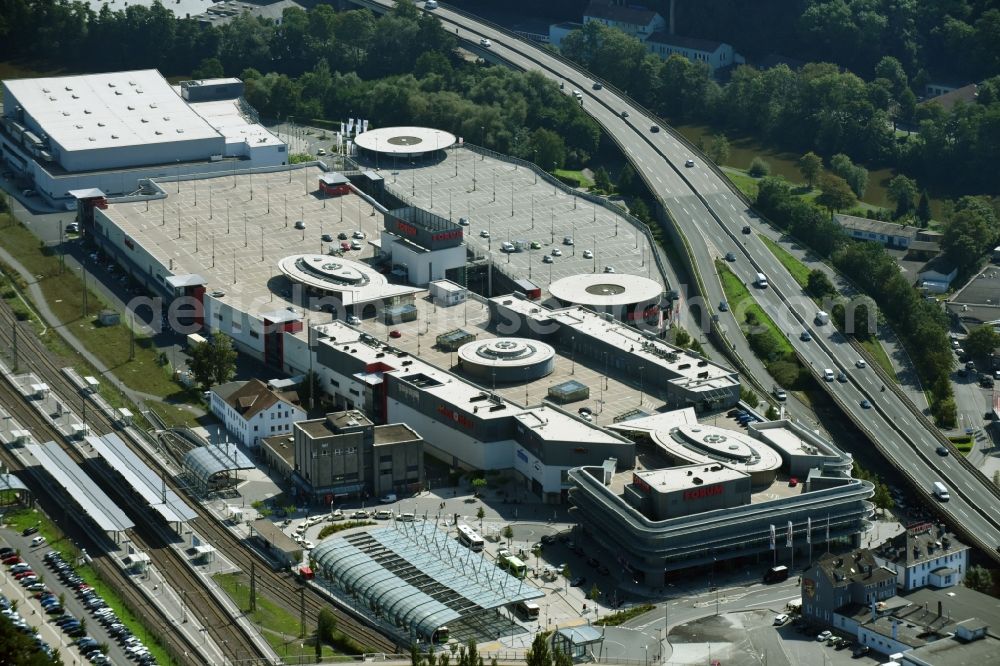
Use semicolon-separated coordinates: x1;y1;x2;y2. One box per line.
501;555;527;579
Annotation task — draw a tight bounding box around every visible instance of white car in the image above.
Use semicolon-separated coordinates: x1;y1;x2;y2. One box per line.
855;359;866;368
542;255;553;264
773;613;789;626
353;230;365;239
479;38;492;47
480;229;490;238
603;265;615;273
347;315;360;325
684;159;695;168
551;248;562;256
583;250;593;259
563;236;574;245
501;241;515;252
425;0;438;8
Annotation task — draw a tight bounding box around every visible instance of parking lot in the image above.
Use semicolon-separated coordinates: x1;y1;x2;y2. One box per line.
353;148;666;294
2;527;122;664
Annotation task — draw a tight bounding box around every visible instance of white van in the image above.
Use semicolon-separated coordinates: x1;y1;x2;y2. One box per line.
755;272;768;288
823;369;835;382
933;481;950;501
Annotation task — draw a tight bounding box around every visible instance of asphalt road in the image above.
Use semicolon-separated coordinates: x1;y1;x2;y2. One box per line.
351;0;1000;558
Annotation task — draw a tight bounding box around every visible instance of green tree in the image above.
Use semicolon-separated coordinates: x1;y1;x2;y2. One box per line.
964;565;993;593
210;333;238;386
476;506;485;528
630;198;652;224
188;340;215;391
588;583;601;601
748;157;771;178
797;152;823;188
931;396;957;428
0;613;58;665
740;387;760;408
916;191;932;226
942;203;999;278
525;632;552;666
807;269;836;298
765;404;779;420
873;483;894;514
501;525;514;545
616;163;638;196
192;56;225;79
887;175;919;218
471;477;487;496
673;327;691;348
706;134;730;165
530;128;567;171
816;173;856;213
593;166;612;193
965;325;1000;359
553;649;573;666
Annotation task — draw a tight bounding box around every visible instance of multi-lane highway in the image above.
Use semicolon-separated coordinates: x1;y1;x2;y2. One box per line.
352;0;1000;560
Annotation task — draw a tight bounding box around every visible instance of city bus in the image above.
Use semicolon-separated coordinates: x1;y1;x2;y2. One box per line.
456;524;485;552
501;555;527;579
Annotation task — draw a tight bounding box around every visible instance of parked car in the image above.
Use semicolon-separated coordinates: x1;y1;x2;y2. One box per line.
816;630;832;642
773;613;789;626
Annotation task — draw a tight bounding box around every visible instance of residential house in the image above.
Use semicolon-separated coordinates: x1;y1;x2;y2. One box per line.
871;523;969;591
922;83;977;110
917;257;958;294
583;0;665;41
801;546;1000;662
802;550;897;629
645;33;735;73
210;378;306;448
834;214;917;249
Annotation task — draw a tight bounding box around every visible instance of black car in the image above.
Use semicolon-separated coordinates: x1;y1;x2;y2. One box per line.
936;445;949;456
540;535;555;545
570;576;587;587
22;526;39;536
586;557;599;568
742;225;752;234
337;232;349;240
650;125;660;133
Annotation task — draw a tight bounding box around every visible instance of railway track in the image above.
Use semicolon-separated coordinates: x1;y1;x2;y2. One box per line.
0;313;261;664
0;364;210;665
0;302;398;654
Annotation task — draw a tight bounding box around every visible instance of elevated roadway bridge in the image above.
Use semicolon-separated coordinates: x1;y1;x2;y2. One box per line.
351;0;1000;562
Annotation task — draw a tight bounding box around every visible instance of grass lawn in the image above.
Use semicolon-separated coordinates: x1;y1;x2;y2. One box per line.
147;401;204;429
754;232;899;382
553;169;594;189
1;508;170;664
860;338;897;380
758;235;811;288
213;573;344;661
716;261;795;356
0;216;184;399
722;169;759;199
594;603;655;627
948;436;974;454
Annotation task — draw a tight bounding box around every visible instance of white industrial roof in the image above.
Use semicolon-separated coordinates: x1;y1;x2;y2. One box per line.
26;442;135;533
549;272;663;307
354;126;457;156
86;433;198;523
183;97;284;148
5;69;221;153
